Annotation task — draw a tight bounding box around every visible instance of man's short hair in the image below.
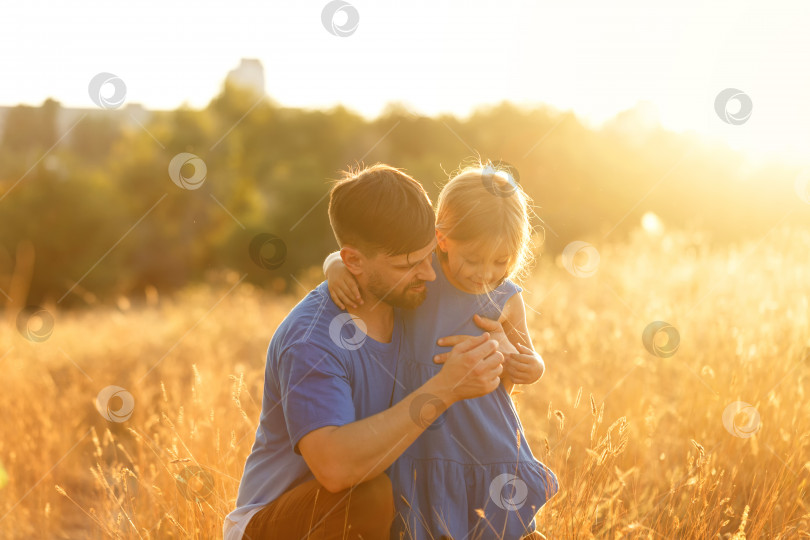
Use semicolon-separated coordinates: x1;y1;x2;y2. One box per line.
328;164;435;257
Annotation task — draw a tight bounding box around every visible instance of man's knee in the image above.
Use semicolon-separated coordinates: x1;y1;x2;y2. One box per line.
350;473;393;513
346;473;394;529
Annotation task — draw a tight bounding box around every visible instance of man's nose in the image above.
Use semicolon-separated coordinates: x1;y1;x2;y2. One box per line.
417;257;436;281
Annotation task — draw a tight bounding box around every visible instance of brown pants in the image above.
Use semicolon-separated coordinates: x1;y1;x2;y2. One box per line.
242;473;395;540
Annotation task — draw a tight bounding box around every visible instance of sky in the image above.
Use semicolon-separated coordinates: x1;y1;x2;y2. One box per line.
2;0;809;164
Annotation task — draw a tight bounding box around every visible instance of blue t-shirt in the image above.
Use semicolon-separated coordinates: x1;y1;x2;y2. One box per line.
224;281;403;539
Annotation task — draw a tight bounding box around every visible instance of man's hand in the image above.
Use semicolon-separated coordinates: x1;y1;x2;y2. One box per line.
505;343;545;384
433;314;518;364
430;333;505;404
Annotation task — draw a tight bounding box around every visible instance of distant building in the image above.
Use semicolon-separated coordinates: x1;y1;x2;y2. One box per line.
225;58;266;96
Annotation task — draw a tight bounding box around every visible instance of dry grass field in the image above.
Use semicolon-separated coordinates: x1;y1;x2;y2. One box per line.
1;224;809;539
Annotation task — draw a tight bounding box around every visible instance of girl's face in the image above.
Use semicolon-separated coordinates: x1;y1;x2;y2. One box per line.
436;231;511;294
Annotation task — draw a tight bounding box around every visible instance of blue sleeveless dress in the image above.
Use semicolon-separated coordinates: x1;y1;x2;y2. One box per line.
388;257;559;540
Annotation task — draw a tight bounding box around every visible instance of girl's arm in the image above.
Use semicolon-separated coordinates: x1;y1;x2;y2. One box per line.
323;251;362;309
500;368;516;395
500;292;546;386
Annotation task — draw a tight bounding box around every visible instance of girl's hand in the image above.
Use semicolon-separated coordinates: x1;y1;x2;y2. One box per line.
505;343;545;384
434;315;517;362
325;257;362;310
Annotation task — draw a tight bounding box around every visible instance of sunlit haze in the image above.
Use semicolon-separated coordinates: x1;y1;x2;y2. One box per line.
3;0;809;163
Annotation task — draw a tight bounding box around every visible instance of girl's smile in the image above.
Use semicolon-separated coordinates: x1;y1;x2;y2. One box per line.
437;233;511;295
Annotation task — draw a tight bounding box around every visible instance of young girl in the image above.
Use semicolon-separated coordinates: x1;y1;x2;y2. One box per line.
324;162;559;539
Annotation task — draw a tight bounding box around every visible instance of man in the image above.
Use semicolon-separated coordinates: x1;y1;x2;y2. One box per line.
224;164;506;539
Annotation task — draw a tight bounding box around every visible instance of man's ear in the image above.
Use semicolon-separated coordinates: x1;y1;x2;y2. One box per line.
340;245;365;276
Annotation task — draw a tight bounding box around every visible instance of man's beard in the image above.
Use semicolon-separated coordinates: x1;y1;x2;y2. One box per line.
367;271;427;310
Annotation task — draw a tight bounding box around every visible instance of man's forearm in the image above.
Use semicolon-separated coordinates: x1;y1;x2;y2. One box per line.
325;375;455;490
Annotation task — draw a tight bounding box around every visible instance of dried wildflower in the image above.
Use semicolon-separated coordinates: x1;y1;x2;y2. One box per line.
554;410;565;431
731;504;750;539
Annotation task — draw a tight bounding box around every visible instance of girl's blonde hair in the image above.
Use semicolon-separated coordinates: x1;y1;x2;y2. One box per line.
435;161;535;283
